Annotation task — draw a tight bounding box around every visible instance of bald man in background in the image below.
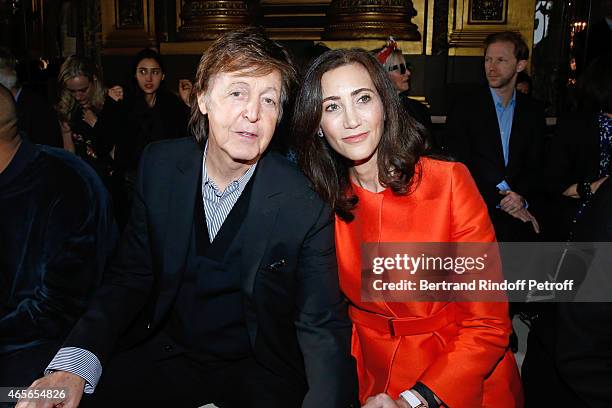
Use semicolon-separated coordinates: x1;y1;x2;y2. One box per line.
0;84;117;389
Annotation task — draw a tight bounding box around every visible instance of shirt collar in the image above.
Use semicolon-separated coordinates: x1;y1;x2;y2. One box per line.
201;141;258;194
489;87;516;109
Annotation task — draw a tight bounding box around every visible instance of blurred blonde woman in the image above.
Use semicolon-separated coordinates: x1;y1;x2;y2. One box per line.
56;55;123;183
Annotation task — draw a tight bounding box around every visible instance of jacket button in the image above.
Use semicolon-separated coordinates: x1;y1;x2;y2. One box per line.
163;344;173;352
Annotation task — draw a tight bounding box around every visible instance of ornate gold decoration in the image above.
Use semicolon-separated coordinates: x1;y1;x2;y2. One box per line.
176;1;253;41
101;0;156;53
324;0;421;40
448;0;535;56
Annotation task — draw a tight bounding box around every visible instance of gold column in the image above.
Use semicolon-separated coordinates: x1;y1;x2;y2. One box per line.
176;1;253;41
324;0;421;40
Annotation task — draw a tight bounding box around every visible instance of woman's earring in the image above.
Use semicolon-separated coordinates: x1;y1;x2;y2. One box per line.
317;128;324;138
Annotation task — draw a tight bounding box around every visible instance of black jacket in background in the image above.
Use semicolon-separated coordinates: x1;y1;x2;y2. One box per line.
115;88;189;174
16;87;62;148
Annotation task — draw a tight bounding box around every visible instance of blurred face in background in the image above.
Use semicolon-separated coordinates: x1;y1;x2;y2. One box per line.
65;75;94;108
0;67;17;90
136;58;164;95
386;53;410;93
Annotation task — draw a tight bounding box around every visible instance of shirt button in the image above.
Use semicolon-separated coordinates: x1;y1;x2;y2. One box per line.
163;344;173;352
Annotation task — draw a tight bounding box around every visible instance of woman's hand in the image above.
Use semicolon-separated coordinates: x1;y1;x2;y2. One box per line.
178;79;193;106
362;393;411;408
82;108;98;127
563;176;610;198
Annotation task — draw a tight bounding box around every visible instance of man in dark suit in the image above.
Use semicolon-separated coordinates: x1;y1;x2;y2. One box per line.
0;84;116;387
0;47;62;147
445;32;546;242
18;28;357;408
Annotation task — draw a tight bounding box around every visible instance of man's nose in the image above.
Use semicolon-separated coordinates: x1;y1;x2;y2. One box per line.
243;98;261;122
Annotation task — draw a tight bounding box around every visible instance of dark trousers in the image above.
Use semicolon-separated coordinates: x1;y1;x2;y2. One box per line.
0;341;61;386
80;343;306;408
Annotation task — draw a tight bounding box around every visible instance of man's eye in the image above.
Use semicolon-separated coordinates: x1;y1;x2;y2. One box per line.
230;91;243;97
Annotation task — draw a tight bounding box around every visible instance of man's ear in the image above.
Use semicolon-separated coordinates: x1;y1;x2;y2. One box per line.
516;59;528;73
161;73;166;82
197;91;208;115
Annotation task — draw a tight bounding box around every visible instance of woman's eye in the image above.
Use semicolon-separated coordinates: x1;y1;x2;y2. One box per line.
230;91;243;97
324;103;339;112
358;94;371;103
262;97;276;105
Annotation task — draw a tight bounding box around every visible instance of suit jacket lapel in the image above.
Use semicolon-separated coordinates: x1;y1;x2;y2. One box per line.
156;141;203;316
239;153;283;299
507;94;527;175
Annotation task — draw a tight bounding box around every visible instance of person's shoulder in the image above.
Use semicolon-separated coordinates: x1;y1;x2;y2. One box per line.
261;150;307;183
420;156;471;182
144;136;199;159
260;151;322;199
37;146;108;198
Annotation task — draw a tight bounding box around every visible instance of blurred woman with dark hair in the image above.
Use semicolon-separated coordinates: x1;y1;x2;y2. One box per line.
110;48;190;178
294;48;522;408
543;52;612;241
107;48;190;228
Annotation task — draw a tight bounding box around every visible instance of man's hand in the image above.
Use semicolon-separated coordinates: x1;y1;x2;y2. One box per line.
509;207;540;234
107;85;124;102
498;190;525;215
178;79;193;106
362;393;410;408
15;371;85;408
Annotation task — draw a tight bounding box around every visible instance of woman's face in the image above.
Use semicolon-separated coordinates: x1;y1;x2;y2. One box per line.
66;75;94;108
386;54;410;93
319;63;385;164
135;58;164;94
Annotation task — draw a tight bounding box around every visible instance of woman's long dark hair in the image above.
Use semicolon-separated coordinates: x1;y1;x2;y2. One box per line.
293;48;429;221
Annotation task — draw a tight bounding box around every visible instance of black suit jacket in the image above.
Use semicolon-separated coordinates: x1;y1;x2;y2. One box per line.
445;86;546;240
523;179;612;408
16;87;62;148
63;137;358;407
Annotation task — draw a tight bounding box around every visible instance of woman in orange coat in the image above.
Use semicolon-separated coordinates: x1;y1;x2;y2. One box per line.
294;49;522;408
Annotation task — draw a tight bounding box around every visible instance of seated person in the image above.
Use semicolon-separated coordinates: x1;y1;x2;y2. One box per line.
0;84;117;387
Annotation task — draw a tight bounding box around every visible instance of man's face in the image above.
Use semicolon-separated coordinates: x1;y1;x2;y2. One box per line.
0;68;17;90
197;69;282;166
484;41;526;90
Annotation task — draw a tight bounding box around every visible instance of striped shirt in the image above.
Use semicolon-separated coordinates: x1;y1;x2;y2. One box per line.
202;147;257;241
46;144;257;392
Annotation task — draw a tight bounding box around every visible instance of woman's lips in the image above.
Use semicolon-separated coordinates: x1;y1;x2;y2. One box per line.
342;132;368;143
